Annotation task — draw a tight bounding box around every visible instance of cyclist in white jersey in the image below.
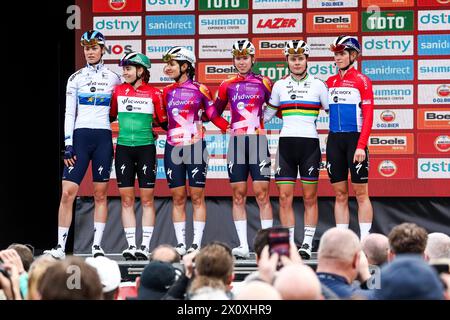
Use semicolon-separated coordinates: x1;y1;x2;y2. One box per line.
264;40;328;259
44;30;121;259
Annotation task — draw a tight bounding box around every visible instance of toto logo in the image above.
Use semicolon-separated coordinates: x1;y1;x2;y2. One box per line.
380;110;396;123
434;135;450;152
437;84;450;97
378;160;397;177
109;0;127;10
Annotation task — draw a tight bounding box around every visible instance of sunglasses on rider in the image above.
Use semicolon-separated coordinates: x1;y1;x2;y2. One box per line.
81;39;102;47
329;44;347;53
232;49;252;57
287;47;306;55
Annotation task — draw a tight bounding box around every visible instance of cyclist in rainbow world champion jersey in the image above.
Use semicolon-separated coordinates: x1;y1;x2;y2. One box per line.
44;30;122;259
326;36;374;240
109;52;168;261
264;40;329;260
161;46;227;256
206;40;274;259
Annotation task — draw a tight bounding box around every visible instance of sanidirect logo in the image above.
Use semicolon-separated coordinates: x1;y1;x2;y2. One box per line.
373;109;414;130
418;158;450;179
253;13;303;34
418;84;450;104
362;11;414;32
146;39;194;59
373;85;414;105
199;14;248;34
418;10;450;31
146;15;195;36
362;60;414;81
93;16;142;35
307;12;358;33
418;34;450;56
103;40;142;60
362;36;413;56
93;0;142;12
253;37;296;58
146;0;194;11
253;0;303;9
200;0;249;10
307;0;357;8
418;59;450;80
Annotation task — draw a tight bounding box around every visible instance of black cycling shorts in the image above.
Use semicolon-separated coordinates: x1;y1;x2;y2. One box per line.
326;132;369;184
114;144;157;188
275;137;321;185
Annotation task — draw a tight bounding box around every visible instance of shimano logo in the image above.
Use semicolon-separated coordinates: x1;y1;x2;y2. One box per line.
375;89;412;96
201;18;247;26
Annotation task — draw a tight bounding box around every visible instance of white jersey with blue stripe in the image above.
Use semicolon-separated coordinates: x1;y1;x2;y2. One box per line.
264;73;328;138
64;62;121;146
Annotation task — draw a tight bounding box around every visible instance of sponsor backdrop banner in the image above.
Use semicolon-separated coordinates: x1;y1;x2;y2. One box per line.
76;0;450;196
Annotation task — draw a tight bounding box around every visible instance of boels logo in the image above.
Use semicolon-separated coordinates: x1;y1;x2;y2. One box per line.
378;160;397;177
369;134;414;154
253;37;296;58
435;135;450;153
417;109;450;129
93;0;142;12
198;62;238;83
307;12;358;33
362;11;414;32
362;0;413;6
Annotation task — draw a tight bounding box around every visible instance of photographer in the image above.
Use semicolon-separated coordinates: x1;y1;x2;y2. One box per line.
0;249;27;300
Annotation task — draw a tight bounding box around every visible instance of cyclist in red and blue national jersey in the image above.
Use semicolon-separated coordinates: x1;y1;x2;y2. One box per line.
109;52;168;261
326;36;374;240
207;40;274;259
161;46;227;256
44;30;122;259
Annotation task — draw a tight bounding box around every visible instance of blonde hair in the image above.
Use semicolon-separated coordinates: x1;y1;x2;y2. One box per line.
27;256;56;300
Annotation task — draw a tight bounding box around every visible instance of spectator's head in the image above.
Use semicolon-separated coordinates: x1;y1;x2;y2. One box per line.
151;244;180;263
27;255;56;300
425;232;450;261
317;228;361;283
136;260;176;300
189;242;234;294
274;264;323;300
235;281;282;300
86;256;122;300
38;256;103;300
374;255;444;300
388;223;428;260
253;228;270;263
361;233;389;266
7;244;34;272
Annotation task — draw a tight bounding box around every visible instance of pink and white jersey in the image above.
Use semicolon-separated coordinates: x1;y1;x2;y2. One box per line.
212;72;272;135
162;79;214;146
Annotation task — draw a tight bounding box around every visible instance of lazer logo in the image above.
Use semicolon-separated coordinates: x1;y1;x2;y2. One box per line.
370;137;406;145
257;18;297;29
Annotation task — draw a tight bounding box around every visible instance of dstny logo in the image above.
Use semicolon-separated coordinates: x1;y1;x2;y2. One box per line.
94;16;141;35
362;11;414;32
363;36;413;56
